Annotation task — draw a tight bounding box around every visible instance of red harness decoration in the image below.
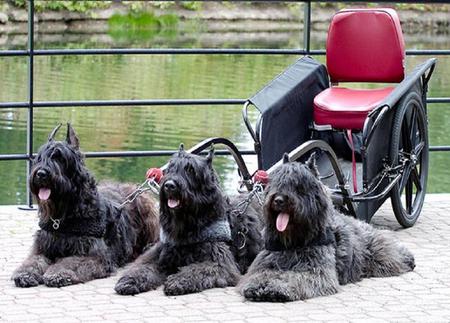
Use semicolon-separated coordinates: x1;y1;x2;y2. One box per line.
146;168;163;184
253;170;269;186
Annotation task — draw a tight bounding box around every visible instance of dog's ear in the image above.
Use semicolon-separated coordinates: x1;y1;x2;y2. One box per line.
206;145;214;166
48;123;62;142
282;153;290;164
66;123;80;150
305;152;319;178
179;143;184;152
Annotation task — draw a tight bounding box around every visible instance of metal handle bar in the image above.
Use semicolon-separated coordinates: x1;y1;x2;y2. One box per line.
266;139;357;216
160;137;254;191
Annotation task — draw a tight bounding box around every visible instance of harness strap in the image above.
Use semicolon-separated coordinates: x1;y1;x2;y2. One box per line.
159;219;232;246
265;227;335;251
346;129;358;193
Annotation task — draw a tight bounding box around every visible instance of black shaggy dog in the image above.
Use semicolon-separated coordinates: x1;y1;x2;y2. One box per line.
239;154;415;302
12;124;159;288
115;145;263;296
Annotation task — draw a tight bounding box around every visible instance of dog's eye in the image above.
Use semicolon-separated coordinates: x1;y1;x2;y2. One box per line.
185;164;195;174
51;149;62;160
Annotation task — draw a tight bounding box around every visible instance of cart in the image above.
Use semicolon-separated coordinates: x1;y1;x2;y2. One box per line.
156;8;436;228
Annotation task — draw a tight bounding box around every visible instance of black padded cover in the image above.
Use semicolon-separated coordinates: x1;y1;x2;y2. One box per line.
249;56;329;170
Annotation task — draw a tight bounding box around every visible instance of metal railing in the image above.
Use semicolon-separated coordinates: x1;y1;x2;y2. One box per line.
0;0;449;207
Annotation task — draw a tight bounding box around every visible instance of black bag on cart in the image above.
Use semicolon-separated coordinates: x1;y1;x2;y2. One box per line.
246;56;329;170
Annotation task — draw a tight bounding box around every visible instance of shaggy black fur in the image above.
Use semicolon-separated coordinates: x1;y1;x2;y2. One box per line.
239;154;415;302
12;124;159;288
115;145;263;296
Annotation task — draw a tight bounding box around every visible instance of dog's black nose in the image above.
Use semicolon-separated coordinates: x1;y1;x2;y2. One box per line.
36;169;49;180
164;180;177;192
273;196;285;207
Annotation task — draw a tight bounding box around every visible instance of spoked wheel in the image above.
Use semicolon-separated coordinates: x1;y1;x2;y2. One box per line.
390;91;428;228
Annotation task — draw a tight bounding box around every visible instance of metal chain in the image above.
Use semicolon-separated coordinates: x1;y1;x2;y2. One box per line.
233;183;265;250
119;178;160;208
232;183;265;217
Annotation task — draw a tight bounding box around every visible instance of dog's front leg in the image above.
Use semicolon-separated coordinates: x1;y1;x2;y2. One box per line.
115;245;165;295
43;256;109;287
240;269;339;302
12;245;52;287
164;261;240;296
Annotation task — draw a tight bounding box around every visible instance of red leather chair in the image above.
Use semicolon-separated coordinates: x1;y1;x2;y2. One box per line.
313;8;405;131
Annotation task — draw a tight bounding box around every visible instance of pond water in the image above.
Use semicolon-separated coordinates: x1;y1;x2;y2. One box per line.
0;25;449;205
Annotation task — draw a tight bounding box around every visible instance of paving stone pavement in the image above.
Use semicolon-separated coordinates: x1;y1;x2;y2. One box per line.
1;195;450;323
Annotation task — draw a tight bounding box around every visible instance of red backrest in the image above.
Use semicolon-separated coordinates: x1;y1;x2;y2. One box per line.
327;8;405;83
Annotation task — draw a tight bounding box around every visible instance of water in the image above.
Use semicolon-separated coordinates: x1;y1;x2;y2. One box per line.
0;26;449;205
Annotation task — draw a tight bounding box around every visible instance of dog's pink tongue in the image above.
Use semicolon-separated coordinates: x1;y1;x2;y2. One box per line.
276;213;290;232
168;199;180;208
38;188;51;201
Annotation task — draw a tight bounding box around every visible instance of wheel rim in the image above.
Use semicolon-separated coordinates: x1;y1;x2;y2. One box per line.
396;103;427;220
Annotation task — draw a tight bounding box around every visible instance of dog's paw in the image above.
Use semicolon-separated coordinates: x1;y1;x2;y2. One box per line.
242;282;294;302
43;270;78;287
114;276;141;296
12;271;42;288
404;254;415;271
164;274;200;296
263;288;295;302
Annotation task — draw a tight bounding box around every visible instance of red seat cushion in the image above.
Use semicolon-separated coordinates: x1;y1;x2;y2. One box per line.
327;8;405;83
314;87;394;130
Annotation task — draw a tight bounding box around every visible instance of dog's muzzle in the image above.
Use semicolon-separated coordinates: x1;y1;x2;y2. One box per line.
270;194;291;233
162;179;181;209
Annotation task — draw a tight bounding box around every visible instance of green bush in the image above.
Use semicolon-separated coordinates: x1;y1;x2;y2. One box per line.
10;0;112;12
109;11;178;30
108;11;179;41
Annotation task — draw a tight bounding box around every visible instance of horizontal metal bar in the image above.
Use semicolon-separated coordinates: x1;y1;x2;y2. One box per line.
0;154;29;161
0;50;28;57
429;146;450;152
0;97;448;109
1;48;450;58
0;99;246;109
428;98;450;103
407;49;450;56
0;102;28;108
0;49;306;57
84;149;256;158
311;49;450;56
0;150;256;161
1;145;450;162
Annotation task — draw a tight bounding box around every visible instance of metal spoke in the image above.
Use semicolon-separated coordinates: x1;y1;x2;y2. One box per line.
405;177;414;214
414;141;425;156
399;164;412;194
411;167;422;192
401;117;412;152
409;107;418;149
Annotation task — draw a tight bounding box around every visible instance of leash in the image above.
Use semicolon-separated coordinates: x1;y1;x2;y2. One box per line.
231;170;268;250
233;170;268;214
119;168;163;208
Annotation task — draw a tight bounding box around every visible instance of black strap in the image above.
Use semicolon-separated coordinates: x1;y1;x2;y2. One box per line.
265;227;335;251
160;219;232;247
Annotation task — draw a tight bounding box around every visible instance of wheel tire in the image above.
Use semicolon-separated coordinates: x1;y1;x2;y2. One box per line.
390;91;428;228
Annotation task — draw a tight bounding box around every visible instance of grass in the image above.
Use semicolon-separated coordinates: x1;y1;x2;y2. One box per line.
108;11;179;41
